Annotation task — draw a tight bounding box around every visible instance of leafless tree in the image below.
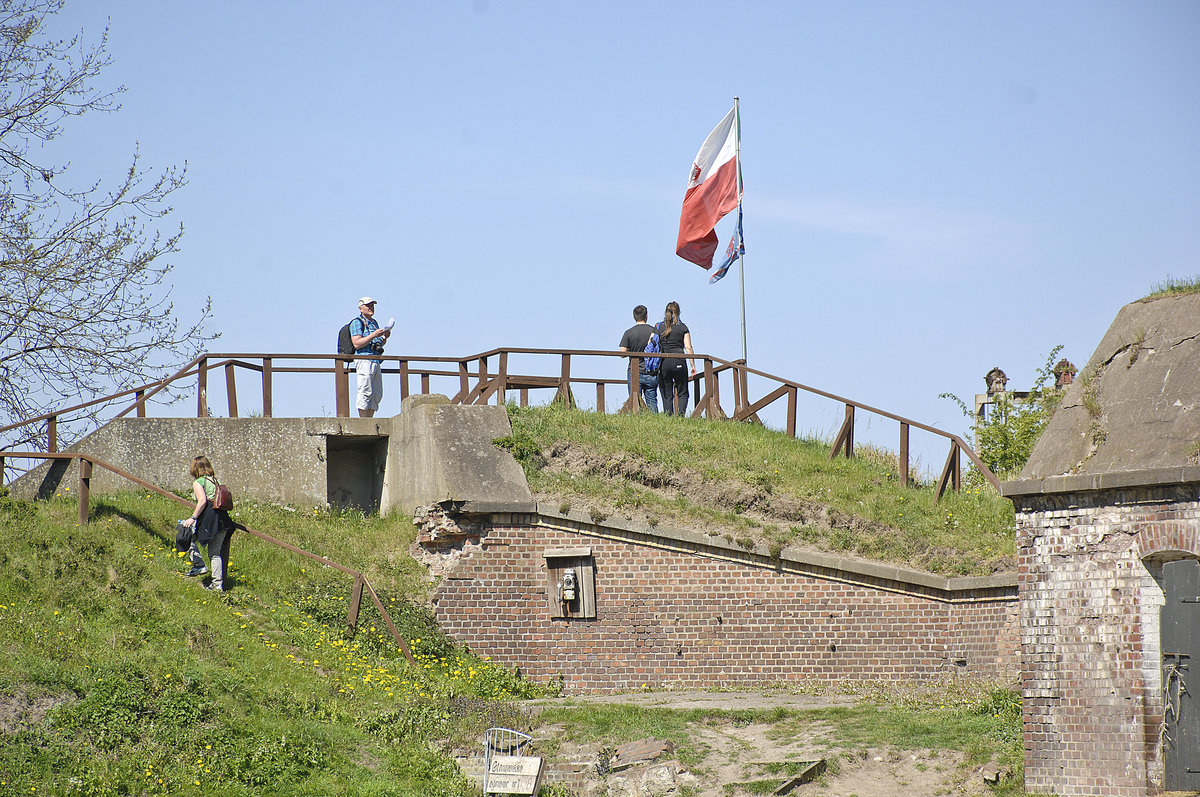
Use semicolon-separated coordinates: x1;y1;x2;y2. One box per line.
0;0;214;454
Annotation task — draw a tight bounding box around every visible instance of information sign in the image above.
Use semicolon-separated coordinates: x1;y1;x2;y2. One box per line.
485;755;543;795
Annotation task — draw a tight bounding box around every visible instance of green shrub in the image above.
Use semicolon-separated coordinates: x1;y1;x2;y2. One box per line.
941;346;1064;479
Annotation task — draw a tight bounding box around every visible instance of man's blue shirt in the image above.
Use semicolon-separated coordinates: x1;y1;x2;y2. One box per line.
349;315;380;355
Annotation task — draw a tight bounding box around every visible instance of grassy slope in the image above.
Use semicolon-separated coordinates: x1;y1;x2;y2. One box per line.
0;490;535;796
0;486;1029;795
0;409;1027;794
503;404;1016;576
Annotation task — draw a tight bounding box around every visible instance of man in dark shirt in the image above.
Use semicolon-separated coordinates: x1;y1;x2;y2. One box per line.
618;304;659;413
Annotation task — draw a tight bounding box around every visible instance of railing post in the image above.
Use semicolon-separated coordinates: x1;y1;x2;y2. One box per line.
620;357;641;414
786;386;797;438
335;358;349;417
700;355;710;417
731;360;751;420
47;415;57;453
135;389;146;418
556;354;574;407
706;358;719;416
935;440;962;502
262;357;273;417
497;352;508;405
731;362;743;413
198;356;208;417
78;458;92;524
952;444;961;492
347;575;364;631
478;355;489;405
596;382;606;414
829;404;855;460
421;373;430;395
225;362;238;418
899;423;910;487
399;359;409;401
0;453;5;484
457;360;469;403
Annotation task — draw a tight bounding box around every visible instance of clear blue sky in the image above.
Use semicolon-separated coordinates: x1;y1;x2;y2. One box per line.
49;1;1200;471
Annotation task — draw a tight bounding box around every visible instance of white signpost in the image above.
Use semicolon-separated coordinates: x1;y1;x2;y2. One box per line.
485;754;543;796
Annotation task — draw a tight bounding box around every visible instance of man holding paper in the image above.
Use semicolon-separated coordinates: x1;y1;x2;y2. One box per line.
350;296;392;417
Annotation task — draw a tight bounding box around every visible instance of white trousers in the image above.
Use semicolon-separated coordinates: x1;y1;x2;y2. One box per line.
355;359;382;412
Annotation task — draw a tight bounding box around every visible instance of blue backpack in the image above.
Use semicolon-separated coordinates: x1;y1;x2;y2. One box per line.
643;324;662;373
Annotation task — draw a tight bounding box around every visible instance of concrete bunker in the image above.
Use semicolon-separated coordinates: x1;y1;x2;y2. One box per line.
1003;292;1200;797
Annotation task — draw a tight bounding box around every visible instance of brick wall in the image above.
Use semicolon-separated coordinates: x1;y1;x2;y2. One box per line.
1012;483;1200;797
426;509;1018;694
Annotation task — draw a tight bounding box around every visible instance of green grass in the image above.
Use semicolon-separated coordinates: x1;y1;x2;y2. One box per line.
0;488;539;796
1144;274;1200;299
502;404;1016;576
0;488;1034;794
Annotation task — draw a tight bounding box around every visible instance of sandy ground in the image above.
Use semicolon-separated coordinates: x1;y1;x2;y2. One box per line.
526;690;998;797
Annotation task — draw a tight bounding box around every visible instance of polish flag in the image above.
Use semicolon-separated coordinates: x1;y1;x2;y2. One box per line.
676;106;740;269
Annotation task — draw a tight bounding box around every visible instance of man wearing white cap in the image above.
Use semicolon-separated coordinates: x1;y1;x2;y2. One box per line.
349;296;391;417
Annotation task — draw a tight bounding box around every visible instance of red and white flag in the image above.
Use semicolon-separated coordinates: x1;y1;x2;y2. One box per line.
675;106;740;269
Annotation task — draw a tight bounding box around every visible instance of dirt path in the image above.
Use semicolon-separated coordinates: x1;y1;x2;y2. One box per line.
526;690;997;797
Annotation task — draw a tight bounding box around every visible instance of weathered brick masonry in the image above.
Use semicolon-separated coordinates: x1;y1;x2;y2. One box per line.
1010;479;1200;797
426;508;1018;694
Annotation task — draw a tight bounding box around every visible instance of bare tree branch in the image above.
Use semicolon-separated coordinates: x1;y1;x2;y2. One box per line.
0;0;216;451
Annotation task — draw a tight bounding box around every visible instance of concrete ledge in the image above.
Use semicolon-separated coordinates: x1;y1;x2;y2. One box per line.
1002;466;1200;497
303;418;391;437
452;498;537;514
531;504;1015;600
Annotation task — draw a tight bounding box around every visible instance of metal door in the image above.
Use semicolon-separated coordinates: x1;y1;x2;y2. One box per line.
1162;558;1200;791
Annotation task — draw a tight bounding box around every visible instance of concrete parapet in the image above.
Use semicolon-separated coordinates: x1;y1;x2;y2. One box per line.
9;399;532;517
385;395;533;515
10;417;331;506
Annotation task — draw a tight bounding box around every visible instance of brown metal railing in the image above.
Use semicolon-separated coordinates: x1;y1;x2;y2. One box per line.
0;348;999;500
0;450;415;665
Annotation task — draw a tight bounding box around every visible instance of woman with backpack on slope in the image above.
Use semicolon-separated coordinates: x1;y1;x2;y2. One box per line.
658;301;696;416
179;455;235;591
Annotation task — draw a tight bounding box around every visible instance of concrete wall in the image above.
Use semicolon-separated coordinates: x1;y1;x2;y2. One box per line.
9;396;532;517
425;508;1018;694
7;417;377;505
1006;473;1200;797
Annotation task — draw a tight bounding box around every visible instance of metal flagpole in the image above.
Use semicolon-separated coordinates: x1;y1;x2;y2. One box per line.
734;97;747;362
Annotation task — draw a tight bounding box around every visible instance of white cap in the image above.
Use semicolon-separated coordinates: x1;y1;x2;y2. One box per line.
357;296;376;307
